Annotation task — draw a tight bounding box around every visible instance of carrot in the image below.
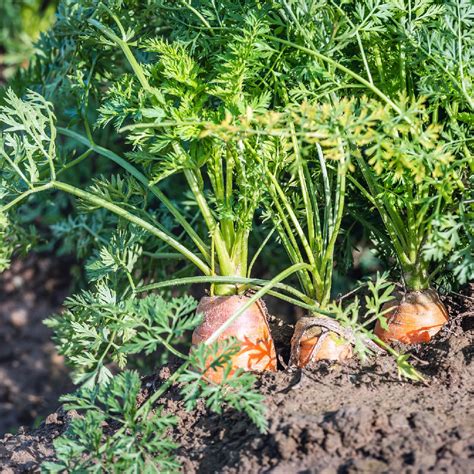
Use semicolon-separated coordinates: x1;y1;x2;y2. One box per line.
192;295;277;383
374;289;448;344
290;317;352;368
299;331;352;366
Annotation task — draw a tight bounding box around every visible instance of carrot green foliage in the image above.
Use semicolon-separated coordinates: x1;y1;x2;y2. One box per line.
0;0;472;470
41;371;180;473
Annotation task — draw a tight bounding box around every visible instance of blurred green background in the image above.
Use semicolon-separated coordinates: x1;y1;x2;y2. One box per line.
0;0;58;82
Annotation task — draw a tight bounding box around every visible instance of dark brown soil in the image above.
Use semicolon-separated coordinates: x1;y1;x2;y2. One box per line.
0;255;73;436
0;285;473;473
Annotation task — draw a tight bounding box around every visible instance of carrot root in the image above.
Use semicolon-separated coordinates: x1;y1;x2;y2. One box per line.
191;295;277;383
290;317;352;368
374;289;448;344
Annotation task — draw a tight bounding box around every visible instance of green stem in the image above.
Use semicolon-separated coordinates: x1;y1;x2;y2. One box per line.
256;154;317;272
291;124;315;251
183;168;233;280
356;32;373;85
230;228;249;278
89;19;152;93
0;183;53;212
0;149;32;189
137;275;313;306
403;263;430;291
316;143;332;250
136;274;333;314
57;148;93;176
58;128;211;264
247;228;275;278
353;155;411;266
178;0;213;32
221;149;235;249
373;45;385;84
399;42;406;93
51;181;211;275
328;0;373;85
45;107;57;181
320;156;347;306
142;251;185;260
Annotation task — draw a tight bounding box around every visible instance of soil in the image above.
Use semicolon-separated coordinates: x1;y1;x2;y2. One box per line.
0;284;472;473
0;255;73;437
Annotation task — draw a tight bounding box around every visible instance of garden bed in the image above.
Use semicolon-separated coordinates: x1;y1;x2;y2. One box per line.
0;255;72;437
1;1;474;473
1;287;472;473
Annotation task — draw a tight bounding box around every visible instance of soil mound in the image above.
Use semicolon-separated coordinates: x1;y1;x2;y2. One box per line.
1;286;472;473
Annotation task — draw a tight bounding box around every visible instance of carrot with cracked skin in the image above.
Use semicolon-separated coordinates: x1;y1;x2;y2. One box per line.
249;103;357;368
295;318;352;367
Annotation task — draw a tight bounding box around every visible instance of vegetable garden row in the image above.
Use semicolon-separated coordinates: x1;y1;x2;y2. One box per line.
0;0;472;471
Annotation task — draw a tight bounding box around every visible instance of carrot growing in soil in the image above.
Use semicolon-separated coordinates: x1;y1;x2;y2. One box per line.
215;98;378;368
256;100;399;367
0;12;281;382
346;99;470;344
352;120;453;343
273;1;473;346
98;18;280;381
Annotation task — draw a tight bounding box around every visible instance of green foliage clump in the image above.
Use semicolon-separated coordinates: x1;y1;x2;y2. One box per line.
42;371;180;473
0;0;473;471
0;211;13;271
45;286;199;386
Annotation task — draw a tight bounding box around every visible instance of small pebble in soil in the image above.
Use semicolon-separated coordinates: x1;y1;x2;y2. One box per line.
10;308;28;328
